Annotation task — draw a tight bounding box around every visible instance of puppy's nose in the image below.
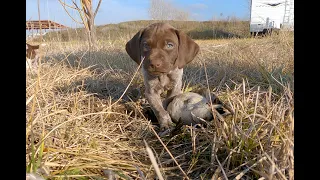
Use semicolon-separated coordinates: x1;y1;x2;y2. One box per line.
150;62;161;69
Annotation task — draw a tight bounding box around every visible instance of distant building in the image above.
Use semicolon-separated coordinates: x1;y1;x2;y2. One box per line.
26;20;68;40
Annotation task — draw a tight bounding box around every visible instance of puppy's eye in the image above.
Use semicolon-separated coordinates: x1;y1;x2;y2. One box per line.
166;42;174;49
143;42;150;51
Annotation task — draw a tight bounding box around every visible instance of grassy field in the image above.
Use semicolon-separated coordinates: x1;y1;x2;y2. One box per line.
26;20;294;180
38;20;250;42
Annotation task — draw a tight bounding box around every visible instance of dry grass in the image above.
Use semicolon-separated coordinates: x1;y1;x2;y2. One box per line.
39;20;250;42
26;30;293;179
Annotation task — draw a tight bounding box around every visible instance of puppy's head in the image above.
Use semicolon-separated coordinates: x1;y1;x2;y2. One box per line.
125;23;199;76
26;43;40;59
26;43;46;59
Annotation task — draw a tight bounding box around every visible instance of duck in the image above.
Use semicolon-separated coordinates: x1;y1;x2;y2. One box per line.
166;92;213;126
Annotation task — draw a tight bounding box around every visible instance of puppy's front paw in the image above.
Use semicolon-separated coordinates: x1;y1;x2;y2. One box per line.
159;113;174;129
158;113;175;137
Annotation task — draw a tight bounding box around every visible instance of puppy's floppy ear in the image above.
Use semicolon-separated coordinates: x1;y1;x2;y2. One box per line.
175;30;199;69
125;28;145;64
26;43;40;50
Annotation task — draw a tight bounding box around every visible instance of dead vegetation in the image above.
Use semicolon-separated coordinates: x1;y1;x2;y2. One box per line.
26;21;293;179
39;20;250;42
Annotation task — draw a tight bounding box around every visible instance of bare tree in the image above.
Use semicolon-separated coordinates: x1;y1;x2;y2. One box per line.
58;0;102;48
149;0;190;21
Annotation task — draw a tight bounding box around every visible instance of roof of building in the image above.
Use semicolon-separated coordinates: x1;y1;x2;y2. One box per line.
26;20;68;30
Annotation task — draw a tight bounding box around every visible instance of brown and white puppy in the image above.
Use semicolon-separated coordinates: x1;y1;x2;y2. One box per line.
26;43;46;70
125;23;199;133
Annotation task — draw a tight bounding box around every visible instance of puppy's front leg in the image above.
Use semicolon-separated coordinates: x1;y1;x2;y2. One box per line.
163;83;182;110
145;90;173;131
163;68;183;109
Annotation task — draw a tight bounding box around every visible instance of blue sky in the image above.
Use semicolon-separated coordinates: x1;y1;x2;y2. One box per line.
26;0;250;28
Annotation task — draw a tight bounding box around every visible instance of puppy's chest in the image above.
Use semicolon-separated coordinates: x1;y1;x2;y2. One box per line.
149;74;175;93
159;75;175;91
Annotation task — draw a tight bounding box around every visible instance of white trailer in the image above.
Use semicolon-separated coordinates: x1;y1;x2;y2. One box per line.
249;0;294;34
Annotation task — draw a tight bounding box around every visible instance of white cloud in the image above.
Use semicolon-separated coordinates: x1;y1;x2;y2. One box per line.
94;0;149;25
189;3;208;10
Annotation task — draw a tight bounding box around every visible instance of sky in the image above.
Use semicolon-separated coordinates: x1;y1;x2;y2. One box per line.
26;0;250;29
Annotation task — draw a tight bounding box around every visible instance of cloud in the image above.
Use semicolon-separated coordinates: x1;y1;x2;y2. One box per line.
192;13;200;17
190;13;204;21
94;0;149;25
189;3;208;10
